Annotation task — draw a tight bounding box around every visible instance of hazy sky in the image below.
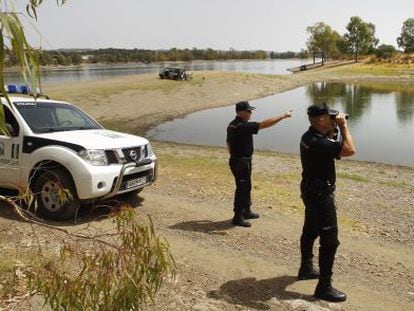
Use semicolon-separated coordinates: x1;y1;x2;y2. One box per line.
17;0;414;51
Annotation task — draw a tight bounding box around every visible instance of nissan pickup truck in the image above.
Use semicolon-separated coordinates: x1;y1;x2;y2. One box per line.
0;88;157;220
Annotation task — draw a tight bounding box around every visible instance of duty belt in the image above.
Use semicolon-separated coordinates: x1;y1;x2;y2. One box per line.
301;179;336;196
231;156;252;160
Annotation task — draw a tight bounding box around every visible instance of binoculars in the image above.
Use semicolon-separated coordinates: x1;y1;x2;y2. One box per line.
330;114;349;120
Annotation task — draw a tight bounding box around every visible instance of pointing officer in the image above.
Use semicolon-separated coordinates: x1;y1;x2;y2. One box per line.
226;101;293;227
298;103;356;302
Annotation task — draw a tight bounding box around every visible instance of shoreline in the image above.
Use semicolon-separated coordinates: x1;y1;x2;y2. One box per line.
2;58;309;73
44;69;414;169
153;140;414;171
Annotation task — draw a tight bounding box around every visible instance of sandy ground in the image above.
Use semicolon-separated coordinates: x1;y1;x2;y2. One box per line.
1;68;413;310
44;70;328;135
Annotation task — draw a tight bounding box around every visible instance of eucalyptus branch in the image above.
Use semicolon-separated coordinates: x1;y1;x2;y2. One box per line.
0;194;123;250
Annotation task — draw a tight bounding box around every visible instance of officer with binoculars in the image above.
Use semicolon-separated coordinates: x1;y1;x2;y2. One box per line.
298;103;356;302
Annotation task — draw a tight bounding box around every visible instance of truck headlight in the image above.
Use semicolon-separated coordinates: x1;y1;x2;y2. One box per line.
78;149;108;166
146;143;155;158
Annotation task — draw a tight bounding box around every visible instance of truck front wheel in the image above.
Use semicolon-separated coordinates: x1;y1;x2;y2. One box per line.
33;168;79;221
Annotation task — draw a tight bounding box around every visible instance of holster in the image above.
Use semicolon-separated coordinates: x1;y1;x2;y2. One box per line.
301;179;335;200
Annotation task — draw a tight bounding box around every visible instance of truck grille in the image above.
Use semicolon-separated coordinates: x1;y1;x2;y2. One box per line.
105;146;148;164
122;146;148;163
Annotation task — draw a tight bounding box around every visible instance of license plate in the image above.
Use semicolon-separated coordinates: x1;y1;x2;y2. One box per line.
126;176;146;189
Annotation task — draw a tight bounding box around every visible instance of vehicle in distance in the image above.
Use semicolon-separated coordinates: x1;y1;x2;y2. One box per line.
158;67;189;80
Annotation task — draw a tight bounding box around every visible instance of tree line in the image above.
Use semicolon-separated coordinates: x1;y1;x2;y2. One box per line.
3;48;312;67
305;16;414;64
4;48;273;67
3;18;414;68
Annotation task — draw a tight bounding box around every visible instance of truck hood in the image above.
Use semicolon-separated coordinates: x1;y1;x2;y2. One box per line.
38;129;149;150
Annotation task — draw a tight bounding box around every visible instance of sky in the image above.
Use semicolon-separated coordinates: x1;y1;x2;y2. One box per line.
14;0;414;51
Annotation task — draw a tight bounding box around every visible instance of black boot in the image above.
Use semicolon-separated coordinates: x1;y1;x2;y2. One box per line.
298;259;320;280
314;278;347;302
243;206;260;219
232;216;252;227
243;212;259;219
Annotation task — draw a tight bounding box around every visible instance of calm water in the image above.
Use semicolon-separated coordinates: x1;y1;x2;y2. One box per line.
148;82;414;167
4;59;310;85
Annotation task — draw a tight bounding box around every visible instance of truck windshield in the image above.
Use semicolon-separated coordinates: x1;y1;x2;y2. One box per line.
14;101;102;133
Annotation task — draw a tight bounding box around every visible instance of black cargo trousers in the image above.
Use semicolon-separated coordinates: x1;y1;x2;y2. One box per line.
229;157;252;218
300;180;340;280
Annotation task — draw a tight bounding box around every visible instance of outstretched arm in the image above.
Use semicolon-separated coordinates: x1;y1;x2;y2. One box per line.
259;109;293;130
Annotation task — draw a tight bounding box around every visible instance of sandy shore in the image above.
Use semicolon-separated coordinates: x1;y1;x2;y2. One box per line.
45;71;310;135
44;67;414;138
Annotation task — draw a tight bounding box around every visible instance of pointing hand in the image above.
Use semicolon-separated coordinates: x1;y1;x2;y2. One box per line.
284;109;294;119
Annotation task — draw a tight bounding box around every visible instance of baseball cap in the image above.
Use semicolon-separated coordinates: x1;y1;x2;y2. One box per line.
236;101;256;112
307;103;338;117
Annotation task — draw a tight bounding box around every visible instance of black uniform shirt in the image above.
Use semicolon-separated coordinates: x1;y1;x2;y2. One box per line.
300;126;342;185
227;117;260;157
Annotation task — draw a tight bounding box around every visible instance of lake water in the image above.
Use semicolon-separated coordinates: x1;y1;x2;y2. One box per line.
4;59;311;85
148;82;414;167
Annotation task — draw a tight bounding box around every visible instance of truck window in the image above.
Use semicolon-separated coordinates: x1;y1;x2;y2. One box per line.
14;101;102;133
2;104;20;137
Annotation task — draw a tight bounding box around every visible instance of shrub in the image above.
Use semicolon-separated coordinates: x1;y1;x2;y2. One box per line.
29;208;175;310
375;44;396;59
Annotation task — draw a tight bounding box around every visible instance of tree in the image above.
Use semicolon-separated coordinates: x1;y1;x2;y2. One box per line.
336;35;349;56
1;1;67;93
343;16;379;62
71;52;83;65
56;53;69;65
330;30;342;59
306;22;339;65
397;18;414;53
297;49;309;59
375;44;396;59
0;0;67;134
306;37;320;64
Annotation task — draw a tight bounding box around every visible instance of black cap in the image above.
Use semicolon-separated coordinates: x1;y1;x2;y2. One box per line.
236;101;255;112
307;103;338;117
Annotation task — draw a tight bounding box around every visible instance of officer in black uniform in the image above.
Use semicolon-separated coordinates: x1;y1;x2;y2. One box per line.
297;103;356;302
226;101;293;227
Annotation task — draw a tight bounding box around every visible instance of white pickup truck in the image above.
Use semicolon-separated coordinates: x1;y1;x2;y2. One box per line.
0;90;157;220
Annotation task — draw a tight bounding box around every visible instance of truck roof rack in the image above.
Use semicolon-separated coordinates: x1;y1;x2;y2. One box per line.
28;92;50;100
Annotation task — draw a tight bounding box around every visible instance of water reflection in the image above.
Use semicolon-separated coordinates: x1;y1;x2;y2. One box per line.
149;82;414;167
396;92;414;123
306;82;414;125
306;82;374;123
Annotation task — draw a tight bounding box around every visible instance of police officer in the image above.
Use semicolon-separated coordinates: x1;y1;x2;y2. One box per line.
226;101;293;227
298;103;356;302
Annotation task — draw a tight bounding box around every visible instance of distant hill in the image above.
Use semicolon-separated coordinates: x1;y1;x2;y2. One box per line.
52;48;95;53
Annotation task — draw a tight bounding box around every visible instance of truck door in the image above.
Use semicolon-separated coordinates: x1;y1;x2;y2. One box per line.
0;104;21;186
